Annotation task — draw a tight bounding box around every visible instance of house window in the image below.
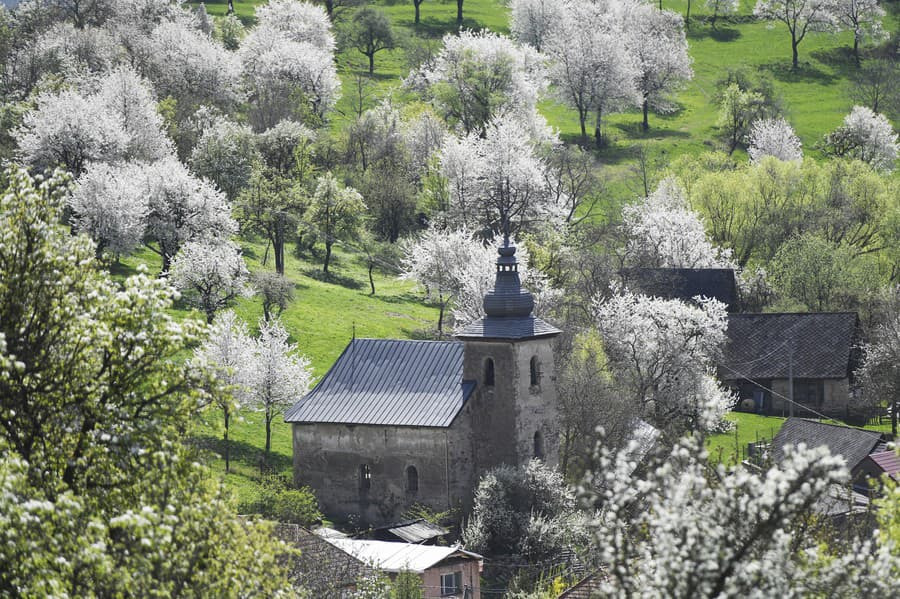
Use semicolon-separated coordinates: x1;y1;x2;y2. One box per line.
484;358;494;387
530;356;540;387
534;431;543;459
406;465;418;493
359;464;371;491
440;571;462;596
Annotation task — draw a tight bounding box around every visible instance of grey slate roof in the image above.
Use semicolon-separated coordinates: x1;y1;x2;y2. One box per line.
456;315;560;340
719;313;858;381
773;418;884;470
284;338;476;427
623;268;738;310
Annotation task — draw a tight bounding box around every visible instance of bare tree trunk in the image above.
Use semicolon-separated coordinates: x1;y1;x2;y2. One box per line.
368;262;375;295
642;98;650;131
224;407;231;473
792;37;800;69
323;240;333;273
414;0;421;24
368;52;374;74
265;407;272;463
456;0;463;25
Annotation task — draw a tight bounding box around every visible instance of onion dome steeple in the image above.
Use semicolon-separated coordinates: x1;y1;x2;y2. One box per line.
456;242;560;341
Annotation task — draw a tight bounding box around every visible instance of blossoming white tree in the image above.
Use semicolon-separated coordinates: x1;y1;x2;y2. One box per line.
239;0;339;128
193;309;253;472
170;239;251;324
140;157;237;272
189;117;260;200
410;29;545;137
247;318;313;461
754;0;837;68
594;291;732;438
544;2;639;145
823;105;898;171
14;89;128;175
509;0;567;52
69;162;148;259
706;0;739;29
401;227;493;335
830;0;885;63
747;117;803;162
438;114;559;237
586;434;900;597
623;2;693;131
623;177;735;269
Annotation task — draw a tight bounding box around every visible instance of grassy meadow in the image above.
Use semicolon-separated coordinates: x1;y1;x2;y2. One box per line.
171;0;899;501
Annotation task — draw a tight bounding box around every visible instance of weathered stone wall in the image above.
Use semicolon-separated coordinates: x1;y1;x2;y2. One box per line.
292;419;474;526
462;337;560;479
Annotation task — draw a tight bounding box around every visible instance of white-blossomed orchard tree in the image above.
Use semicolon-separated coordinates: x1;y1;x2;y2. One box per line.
14;89;128;176
706;0;739;29
247;318;313;462
621;1;693;131
189;117;260;201
437;114;559;237
409;29;545;137
509;0;567;52
401;227;493;335
823;105;898;171
239;0;339;129
622;177;736;269
544;2;640;146
594;291;733;439
192;310;253;472
140;156;237;273
747;117;803;163
754;0;838;69
68;162;148;259
585;432;900;598
170;239;251;324
831;0;886;64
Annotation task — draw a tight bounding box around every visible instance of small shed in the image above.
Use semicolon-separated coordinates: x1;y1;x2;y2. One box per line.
853;450;900;495
772;418;886;471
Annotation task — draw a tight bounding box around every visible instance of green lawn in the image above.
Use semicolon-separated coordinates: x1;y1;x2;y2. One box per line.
706;412;786;466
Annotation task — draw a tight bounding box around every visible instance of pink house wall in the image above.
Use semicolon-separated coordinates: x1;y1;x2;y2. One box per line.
419;558;481;599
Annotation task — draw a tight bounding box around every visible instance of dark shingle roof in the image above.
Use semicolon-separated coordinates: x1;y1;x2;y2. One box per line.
284;338;475;427
773;418;884;470
456;315;560;340
623;268;738;309
719;313;857;380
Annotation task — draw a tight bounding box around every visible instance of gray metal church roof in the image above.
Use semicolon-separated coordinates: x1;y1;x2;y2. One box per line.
284;338;476;427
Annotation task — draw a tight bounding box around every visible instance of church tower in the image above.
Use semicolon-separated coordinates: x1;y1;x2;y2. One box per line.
456;243;561;475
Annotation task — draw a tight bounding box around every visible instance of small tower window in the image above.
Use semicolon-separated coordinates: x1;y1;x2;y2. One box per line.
534;431;544;459
359;464;371;491
530;356;540;386
484;358;495;387
406;466;419;493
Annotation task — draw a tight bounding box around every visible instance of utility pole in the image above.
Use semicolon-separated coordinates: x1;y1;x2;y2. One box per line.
788;344;794;418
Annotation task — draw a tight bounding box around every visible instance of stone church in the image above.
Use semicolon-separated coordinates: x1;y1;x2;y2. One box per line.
285;244;561;525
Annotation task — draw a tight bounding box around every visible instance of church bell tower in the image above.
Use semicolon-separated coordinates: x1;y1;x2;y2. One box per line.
455;243;561;475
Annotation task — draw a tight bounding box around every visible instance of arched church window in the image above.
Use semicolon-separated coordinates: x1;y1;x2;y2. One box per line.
534;431;544;459
484;358;495;387
530;356;540;387
406;466;419;493
359;464;371;491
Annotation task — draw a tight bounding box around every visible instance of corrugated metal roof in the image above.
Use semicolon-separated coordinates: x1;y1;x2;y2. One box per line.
773;418;883;471
325;539;482;573
386;520;448;544
720;313;858;380
865;450;900;478
456;315;561;340
285;339;475;427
